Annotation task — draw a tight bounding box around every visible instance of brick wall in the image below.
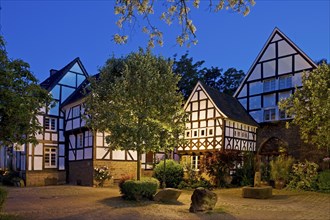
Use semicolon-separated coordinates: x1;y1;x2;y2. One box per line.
68;160;94;186
257;121;325;162
25;170;66;186
94;160;137;186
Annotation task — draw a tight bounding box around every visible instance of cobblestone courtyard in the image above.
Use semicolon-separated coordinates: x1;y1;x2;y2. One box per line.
2;185;330;220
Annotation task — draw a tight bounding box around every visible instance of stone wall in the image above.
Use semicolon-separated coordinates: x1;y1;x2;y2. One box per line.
257;121;325;162
25;170;66;186
68;160;94;186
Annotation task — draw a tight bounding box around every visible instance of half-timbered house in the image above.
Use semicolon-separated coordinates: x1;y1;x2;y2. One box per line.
178;81;258;170
0;58;163;186
234;28;319;161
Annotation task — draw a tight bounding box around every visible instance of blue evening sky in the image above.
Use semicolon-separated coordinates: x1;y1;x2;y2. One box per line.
1;0;329;82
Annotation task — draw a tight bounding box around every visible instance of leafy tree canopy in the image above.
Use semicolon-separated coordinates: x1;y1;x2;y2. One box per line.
85;49;186;180
114;0;255;47
279;63;330;150
172;52;245;99
0;36;53;147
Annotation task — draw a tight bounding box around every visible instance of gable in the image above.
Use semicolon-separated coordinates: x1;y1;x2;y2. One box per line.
234;28;317;98
184;83;225;120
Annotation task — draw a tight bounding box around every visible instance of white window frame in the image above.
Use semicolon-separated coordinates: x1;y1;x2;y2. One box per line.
44;147;57;168
264;108;276;121
45;117;56;131
279;75;292;90
263;78;276;92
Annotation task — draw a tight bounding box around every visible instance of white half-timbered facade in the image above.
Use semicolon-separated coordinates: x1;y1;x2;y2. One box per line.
178;81;258;170
234;28;317;123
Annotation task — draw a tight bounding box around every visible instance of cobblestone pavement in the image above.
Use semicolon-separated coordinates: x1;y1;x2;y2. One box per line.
2;186;330;220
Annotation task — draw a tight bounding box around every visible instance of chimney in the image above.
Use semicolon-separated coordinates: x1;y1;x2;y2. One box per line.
50;69;58;76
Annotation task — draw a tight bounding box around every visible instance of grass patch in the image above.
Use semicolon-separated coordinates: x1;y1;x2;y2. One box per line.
0;213;21;220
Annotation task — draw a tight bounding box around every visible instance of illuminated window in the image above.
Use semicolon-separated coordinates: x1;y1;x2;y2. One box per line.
45;147;57;168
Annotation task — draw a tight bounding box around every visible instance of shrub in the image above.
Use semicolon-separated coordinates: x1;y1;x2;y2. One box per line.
121;177;159;201
287;160;319;191
317;170;330;192
153;159;184;188
270;155;294;183
201;150;242;187
94;166;112;187
118;174;134;194
0;187;7;212
1;170;21;186
232;152;255;186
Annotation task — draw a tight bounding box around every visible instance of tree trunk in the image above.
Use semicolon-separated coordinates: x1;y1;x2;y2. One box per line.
137;150;141;181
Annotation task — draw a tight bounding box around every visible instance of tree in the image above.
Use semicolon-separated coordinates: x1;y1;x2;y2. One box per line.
113;0;255;47
220;67;245;96
173;52;245;99
85;49;186;180
0;36;53;147
279;63;330;150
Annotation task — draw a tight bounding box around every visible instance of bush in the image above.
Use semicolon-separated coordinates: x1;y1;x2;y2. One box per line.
1;170;21;186
317;170;330;192
118;174;134;194
270;155;294;183
201;150;242;187
121;177;159;200
0;187;7;212
287;160;319;191
94;166;112;187
153;159;184;188
232;152;255;186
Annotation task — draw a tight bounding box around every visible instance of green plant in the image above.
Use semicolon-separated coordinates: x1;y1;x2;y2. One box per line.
232;152;255;186
121;177;159;201
0;187;7;212
201;150;242;187
1;170;21;186
153;159;184;188
317;169;330;192
287;160;319;191
94;166;112;187
118;174;134;194
270;155;294;183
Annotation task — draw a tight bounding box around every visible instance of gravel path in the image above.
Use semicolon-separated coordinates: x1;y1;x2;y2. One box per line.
2;185;330;220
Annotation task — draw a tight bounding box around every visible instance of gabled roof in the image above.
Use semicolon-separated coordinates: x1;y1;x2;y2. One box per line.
60;73;100;107
234;27;317;97
190;81;258;127
40;57;89;91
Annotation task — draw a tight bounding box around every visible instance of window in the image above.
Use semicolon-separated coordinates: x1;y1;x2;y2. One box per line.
186;131;190;138
208;129;213;136
44;147;57;168
279;75;292;89
279;109;291;120
264;109;276;121
200;129;205;136
78;133;83;148
191;156;199;171
45;117;56;131
193;130;198;137
263;78;276;92
72;106;80;118
181;155;199;171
